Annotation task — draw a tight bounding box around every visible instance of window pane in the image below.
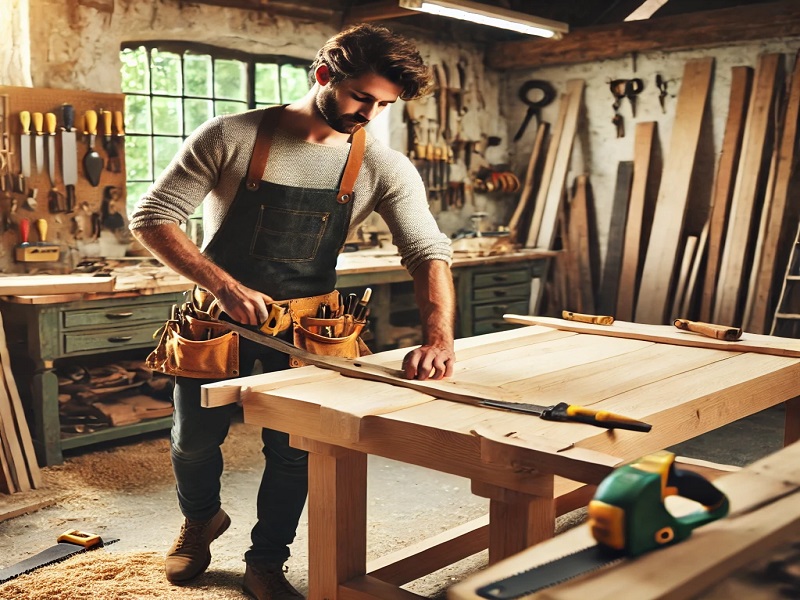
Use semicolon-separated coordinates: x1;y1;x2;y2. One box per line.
125;181;151;215
280;64;309;102
152;96;182;135
120;47;149;94
255;63;280;104
215;100;247;116
153;136;183;177
184;98;214;133
125;95;151;134
214;59;246;100
151;49;182;95
124;135;153;181
184;53;212;97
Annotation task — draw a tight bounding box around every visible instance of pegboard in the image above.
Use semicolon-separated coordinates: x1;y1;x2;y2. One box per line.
0;85;128;274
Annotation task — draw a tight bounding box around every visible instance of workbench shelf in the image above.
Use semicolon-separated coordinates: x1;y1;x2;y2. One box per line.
0;291;186;466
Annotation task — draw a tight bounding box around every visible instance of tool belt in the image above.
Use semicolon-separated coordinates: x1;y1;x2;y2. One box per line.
146;287;370;379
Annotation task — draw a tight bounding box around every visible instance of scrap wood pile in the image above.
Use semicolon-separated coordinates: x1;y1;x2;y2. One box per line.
57;361;173;432
513;51;800;334
0;314;41;494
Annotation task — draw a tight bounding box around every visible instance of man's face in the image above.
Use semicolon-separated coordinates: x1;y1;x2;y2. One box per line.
316;71;403;134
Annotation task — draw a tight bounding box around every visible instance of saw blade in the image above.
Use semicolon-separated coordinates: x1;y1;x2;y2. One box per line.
475;545;624;600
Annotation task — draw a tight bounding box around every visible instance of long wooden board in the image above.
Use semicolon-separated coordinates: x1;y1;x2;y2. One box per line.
616;122;655;321
635;58;714;324
699;66;753;322
0;275;115;296
503;314;800;358
714;53;782;326
745;51;800;333
598;162;633;315
509;122;549;245
567;176;594;314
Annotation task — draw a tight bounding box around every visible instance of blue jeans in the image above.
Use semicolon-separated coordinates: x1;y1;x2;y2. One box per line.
170;337;308;565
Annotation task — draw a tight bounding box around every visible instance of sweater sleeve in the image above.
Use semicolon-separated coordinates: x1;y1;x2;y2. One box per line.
129;116;227;230
372;147;452;274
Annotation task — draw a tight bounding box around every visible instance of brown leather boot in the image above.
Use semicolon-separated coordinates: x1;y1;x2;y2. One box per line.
243;563;304;600
165;508;231;583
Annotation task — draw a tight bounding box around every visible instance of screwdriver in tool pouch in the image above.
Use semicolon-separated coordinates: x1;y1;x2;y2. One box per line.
353;287;372;322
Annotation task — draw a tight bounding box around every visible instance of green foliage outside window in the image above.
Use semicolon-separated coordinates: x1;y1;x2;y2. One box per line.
120;43;309;217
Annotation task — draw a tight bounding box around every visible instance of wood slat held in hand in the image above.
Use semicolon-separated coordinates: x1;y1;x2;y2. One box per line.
503;314;800;358
714;53;782;326
635;58;714;324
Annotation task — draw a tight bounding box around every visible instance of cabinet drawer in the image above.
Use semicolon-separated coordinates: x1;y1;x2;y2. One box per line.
472;269;531;289
473;299;529;321
64;324;161;354
473;282;531;303
63;303;172;329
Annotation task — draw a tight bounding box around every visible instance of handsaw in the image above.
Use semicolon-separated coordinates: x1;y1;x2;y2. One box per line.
218;320;652;431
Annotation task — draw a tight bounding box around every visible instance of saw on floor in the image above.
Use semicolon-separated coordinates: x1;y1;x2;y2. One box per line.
475;451;730;599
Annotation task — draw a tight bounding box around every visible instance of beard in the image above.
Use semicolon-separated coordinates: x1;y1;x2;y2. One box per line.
316;86;368;134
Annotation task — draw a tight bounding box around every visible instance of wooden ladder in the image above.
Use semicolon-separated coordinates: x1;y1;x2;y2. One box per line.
770;221;800;337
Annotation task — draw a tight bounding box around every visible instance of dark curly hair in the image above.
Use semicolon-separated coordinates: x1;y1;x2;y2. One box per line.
309;24;433;101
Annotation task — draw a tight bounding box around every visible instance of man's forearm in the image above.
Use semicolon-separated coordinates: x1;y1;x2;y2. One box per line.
131;223;237;294
412;259;455;348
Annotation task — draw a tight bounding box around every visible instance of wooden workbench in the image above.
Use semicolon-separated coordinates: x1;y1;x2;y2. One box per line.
217;323;800;599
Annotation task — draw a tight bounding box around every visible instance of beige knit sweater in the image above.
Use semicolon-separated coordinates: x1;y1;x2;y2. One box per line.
129;108;452;274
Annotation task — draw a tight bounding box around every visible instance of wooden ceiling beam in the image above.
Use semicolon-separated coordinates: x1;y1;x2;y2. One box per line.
488;0;800;70
343;0;415;25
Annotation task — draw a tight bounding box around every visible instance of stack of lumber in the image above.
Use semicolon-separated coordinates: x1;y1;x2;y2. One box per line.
0;313;41;494
517;51;800;331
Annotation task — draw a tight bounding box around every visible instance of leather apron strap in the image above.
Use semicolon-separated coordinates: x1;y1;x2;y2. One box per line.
245;106;366;204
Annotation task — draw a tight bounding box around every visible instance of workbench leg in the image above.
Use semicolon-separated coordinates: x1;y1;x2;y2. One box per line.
295;437;368;600
32;367;62;466
784;395;800;446
472;481;556;565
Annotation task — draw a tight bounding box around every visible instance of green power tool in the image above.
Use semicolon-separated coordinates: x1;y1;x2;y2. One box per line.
476;451;730;599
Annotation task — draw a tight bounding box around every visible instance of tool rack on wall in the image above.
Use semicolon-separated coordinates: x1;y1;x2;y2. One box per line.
0;86;127;274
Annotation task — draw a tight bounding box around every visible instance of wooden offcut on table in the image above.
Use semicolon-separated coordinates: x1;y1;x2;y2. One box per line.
207;320;800;599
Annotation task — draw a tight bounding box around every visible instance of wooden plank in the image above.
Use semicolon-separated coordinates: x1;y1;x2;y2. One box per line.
0;376;29;492
534;80;586;251
616;122;655;321
567;176;594;314
0;412;16;494
680;222;709;319
503;314;800;358
670;235;698;320
0;313;41;488
509;122;548;245
0;275;115;296
487;1;800;70
525;95;569;249
699;66;753;322
714;53;782;326
635;58;714;325
598;162;633;316
745;51;800;333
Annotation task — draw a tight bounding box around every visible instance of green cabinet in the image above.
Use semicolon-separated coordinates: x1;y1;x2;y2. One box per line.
1;292;186;466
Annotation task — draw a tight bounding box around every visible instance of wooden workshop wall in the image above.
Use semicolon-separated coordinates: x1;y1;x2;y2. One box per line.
503;35;800;328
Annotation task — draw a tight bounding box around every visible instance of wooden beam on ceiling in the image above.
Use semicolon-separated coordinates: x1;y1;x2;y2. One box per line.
343;0;415;25
488;0;800;70
183;0;337;22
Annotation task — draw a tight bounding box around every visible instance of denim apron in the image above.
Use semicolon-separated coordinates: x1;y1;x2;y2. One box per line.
171;105;366;565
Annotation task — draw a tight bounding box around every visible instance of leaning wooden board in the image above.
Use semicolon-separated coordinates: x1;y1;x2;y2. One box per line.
503;314;800;358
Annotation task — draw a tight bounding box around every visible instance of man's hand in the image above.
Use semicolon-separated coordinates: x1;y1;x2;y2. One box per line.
213;282;274;327
401;343;455;380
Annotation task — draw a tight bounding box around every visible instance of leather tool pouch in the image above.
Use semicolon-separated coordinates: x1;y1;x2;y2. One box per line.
146;302;240;380
283;290;371;368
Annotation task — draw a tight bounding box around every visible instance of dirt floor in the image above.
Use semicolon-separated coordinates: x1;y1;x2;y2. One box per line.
0;405;789;599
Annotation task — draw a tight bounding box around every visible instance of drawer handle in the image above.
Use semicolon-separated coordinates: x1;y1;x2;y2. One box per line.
493;290;508;297
108;336;133;343
106;312;134;319
494;305;508;314
492;275;509;282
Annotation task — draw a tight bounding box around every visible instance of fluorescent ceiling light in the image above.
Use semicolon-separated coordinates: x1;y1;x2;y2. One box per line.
399;0;569;39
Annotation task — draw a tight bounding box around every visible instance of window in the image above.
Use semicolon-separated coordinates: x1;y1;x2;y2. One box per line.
120;42;309;215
